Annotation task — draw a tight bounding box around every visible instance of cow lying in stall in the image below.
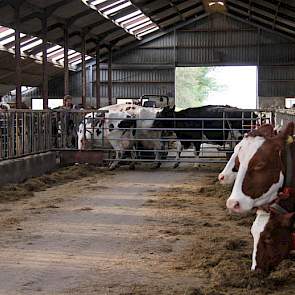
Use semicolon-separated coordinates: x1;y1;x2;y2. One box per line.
220;123;295;273
153;105;256;168
77;103;164;170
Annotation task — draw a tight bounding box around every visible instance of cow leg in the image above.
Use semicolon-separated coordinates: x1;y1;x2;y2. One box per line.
173;141;183;168
109;149;122;170
152;141;162;169
193;143;201;168
129;146;136;170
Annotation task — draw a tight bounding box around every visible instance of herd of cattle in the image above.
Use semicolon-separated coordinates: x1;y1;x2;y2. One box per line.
77;103;257;169
71;101;294;274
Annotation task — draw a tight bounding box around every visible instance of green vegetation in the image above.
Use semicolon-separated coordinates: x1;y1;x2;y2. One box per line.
175;67;222;110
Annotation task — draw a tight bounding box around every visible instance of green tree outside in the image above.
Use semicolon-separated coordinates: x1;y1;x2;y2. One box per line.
175;67;223;110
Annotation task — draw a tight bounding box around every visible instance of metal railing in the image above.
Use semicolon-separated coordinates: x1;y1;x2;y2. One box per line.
76;109;272;165
0;108;274;165
275;109;295;129
0;110;51;160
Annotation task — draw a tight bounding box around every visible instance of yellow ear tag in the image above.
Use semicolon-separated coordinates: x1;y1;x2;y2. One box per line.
287;135;294;144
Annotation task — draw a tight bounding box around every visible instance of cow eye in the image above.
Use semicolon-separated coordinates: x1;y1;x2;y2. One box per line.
232;166;239;172
254;162;265;171
264;236;272;244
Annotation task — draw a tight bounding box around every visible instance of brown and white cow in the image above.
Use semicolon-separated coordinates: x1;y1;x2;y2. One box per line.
220;123;295;272
219;125;278;186
226;123;292;214
255;198;295;273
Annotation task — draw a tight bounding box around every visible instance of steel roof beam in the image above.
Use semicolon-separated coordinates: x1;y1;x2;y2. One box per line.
11;0;130;54
67;9;98;26
227;1;295;37
96;12;209;62
273;0;282;29
224;10;295;41
157;4;204;28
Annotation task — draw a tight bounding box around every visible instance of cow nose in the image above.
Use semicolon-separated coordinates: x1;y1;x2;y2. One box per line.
226;199;240;211
218;174;225;181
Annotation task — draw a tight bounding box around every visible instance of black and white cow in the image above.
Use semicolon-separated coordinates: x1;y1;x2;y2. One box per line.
154;105;257;168
78;103;164;169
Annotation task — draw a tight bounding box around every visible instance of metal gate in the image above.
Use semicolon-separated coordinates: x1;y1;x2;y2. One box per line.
275;110;295;129
0;108;274;166
73;108;273;166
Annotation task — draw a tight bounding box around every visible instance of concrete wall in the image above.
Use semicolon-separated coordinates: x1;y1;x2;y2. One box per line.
0;152;58;185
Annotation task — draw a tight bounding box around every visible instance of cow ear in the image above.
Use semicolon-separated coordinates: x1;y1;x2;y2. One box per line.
279;122;294;141
280;212;295;228
249;124;274;138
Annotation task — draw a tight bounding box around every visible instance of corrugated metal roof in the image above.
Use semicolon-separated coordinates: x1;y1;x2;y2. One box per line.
0;0;294;68
0;25;90;68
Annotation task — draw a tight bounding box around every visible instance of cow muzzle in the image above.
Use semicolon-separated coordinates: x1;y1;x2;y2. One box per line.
218;173;236;185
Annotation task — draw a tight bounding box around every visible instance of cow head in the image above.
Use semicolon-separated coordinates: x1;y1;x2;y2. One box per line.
218;139;245;185
226;123;294;213
255;211;295;273
153;105;175;129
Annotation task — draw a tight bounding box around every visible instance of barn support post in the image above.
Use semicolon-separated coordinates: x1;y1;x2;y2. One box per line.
14;4;22;109
81;33;87;108
95;42;101;109
64;24;69;96
107;46;112;106
88;65;93;102
42;15;48;109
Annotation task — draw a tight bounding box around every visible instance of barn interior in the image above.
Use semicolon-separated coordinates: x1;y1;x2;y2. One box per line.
1;1;295;294
0;0;295;110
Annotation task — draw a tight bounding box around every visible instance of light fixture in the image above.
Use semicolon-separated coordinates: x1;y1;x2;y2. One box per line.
209;1;225;6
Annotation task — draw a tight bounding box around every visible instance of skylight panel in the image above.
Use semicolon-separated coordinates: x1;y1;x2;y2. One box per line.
0;28;14;38
0;25;90;68
115;10;141;23
82;0;159;39
47;48;64;58
104;1;132;16
47;45;62;54
124;16;149;29
21;39;42;52
99;0;126;11
129;20;152;33
90;0;107;5
67;52;81;60
71;56;92;66
0;35;16;46
137;26;159;38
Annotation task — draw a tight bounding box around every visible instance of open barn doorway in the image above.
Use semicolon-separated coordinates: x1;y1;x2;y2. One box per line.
175;66;257;111
174;66;258;159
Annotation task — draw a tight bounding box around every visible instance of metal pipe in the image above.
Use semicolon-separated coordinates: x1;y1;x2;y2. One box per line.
42;15;48;109
64;24;69;96
81;33;87;108
15;5;22;109
108;46;112;105
96;42;101;109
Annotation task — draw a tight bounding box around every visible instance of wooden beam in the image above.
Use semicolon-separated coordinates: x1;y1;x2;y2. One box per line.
42;15;48;109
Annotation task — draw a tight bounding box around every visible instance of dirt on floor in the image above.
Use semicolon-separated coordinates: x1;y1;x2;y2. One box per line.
0;164;107;203
145;176;295;295
0;164;295;295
